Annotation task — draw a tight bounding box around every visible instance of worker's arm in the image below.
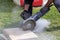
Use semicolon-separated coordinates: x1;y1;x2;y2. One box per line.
20;0;34;20
39;0;53;14
45;0;53;7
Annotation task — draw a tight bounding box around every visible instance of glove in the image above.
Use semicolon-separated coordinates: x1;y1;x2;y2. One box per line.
20;10;32;20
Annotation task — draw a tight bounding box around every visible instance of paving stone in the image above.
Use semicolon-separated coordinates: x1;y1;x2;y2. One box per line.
3;28;39;40
0;34;7;40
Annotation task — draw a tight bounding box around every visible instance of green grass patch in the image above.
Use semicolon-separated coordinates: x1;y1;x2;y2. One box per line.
0;0;23;28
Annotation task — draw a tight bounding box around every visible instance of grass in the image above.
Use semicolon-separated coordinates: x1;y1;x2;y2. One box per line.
0;0;23;28
0;0;60;40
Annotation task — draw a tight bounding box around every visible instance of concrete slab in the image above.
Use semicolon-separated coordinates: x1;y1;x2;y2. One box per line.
2;28;39;40
0;34;7;40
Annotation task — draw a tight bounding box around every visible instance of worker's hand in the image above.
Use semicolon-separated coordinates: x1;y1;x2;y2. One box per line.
20;10;32;20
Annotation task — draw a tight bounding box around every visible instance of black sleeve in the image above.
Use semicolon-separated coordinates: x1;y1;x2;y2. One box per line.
24;0;34;4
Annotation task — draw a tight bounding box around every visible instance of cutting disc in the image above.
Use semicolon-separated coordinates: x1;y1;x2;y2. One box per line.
22;19;36;31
